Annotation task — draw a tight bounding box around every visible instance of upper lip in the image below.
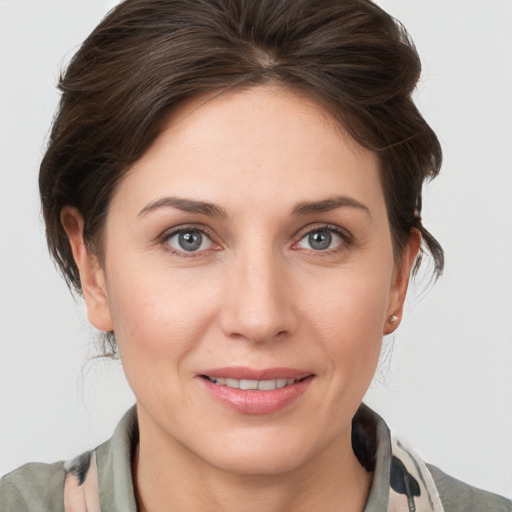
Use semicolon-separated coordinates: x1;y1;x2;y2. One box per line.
199;367;313;381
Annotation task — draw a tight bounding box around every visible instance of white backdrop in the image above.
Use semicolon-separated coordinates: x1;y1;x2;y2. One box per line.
1;0;511;498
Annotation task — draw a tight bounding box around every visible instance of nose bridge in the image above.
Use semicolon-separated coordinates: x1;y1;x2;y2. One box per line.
220;243;296;343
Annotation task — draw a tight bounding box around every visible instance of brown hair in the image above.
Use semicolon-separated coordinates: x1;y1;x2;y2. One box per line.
40;0;443;294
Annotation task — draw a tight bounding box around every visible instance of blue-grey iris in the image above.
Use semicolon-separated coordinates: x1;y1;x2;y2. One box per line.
309;230;331;250
179;231;203;251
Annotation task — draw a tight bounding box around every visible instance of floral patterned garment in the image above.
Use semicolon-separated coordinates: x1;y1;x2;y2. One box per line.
64;452;100;512
388;438;444;512
63;406;445;512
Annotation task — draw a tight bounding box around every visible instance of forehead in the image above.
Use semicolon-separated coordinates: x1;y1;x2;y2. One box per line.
110;85;384;218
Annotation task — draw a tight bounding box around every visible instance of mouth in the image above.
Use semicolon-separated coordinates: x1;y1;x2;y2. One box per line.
198;368;314;414
200;375;308;391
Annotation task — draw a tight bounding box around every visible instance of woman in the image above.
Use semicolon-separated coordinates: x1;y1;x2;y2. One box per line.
0;0;510;510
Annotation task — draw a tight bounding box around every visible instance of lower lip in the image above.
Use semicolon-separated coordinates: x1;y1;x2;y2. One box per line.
200;376;313;414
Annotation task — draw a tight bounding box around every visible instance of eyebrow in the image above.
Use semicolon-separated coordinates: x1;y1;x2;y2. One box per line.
138;196;227;218
291;195;371;217
137;194;370;219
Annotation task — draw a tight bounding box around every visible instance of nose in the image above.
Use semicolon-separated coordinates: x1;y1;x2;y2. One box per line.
218;249;298;344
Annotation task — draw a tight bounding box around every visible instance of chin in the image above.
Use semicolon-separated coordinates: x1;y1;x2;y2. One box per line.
207;449;307;476
194;427;321;476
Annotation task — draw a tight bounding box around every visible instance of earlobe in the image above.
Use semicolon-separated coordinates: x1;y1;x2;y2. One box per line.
61;206;114;332
383;229;422;335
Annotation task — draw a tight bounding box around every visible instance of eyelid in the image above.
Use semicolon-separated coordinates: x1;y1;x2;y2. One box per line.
293;223;353;243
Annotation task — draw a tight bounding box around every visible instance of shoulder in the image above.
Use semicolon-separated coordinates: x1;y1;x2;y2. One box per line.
0;460;65;512
428;464;512;512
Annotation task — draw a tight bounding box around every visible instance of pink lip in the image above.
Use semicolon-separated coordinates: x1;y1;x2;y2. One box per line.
198;367;314;415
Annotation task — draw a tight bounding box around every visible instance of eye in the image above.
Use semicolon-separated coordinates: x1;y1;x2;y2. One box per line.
165;229;212;253
296;227;345;251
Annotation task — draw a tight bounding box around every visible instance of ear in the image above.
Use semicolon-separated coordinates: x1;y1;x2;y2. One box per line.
383;229;422;335
61;206;114;332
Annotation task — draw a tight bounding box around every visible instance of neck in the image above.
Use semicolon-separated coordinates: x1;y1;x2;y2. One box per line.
133;414;372;512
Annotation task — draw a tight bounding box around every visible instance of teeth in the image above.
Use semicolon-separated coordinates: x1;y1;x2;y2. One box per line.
207;377;301;390
276;379;287;388
259;379;277;391
226;378;238;388
240;379;259;390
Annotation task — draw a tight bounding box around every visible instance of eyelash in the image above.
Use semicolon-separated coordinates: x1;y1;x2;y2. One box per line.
159;223;353;258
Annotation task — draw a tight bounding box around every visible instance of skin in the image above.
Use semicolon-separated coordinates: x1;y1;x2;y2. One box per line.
63;85;420;512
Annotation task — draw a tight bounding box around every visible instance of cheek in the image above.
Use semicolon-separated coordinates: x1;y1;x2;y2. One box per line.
303;269;391;382
105;263;222;369
306;268;391;335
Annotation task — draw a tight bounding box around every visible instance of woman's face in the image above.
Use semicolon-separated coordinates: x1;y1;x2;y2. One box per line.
70;85;417;475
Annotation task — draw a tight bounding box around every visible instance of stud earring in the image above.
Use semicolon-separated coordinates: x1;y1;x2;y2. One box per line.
389;314;399;323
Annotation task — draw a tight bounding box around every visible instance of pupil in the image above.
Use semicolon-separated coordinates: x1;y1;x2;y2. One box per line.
309;230;331;250
179;231;202;251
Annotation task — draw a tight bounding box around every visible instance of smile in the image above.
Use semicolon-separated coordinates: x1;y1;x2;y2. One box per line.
203;376;301;390
199;369;314;414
